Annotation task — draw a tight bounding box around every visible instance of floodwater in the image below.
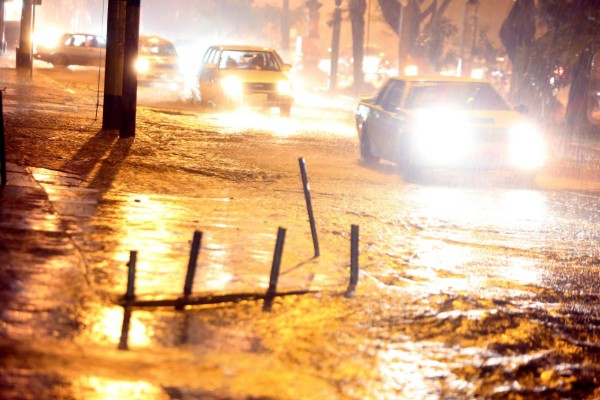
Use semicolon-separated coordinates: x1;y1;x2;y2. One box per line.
2;67;600;399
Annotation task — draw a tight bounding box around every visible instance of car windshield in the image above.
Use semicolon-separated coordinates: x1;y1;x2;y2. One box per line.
405;81;511;110
218;50;280;71
139;38;177;56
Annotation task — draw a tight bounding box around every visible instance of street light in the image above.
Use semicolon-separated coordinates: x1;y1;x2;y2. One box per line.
458;0;480;77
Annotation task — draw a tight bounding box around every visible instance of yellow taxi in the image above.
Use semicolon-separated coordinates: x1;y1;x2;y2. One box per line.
198;45;293;116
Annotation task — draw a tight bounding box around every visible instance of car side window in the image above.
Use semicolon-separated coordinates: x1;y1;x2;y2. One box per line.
94;36;106;48
86;35;100;48
211;49;222;65
203;47;216;65
378;81;405;112
71;35;87;47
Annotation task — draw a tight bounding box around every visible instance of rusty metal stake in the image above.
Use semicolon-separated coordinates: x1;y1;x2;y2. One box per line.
1;89;6;187
119;250;137;350
125;250;137;300
264;227;286;311
299;157;319;257
183;230;202;296
176;231;203;310
345;225;359;298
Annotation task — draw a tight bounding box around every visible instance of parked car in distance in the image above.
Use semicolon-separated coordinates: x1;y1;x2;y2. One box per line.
355;76;546;183
198;44;293;116
136;34;182;90
35;33;106;67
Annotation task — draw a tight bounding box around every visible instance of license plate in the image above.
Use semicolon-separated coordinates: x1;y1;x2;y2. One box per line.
247;93;268;102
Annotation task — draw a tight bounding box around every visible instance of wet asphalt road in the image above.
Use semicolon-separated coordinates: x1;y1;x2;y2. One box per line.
2;66;600;399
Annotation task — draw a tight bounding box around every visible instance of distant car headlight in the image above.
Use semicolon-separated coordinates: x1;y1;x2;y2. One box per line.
277;80;292;96
221;76;243;98
136;58;150;73
412;109;473;165
509;123;545;169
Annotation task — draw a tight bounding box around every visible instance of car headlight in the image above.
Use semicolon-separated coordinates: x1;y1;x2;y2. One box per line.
509;123;545;169
221;76;243;98
412;109;473;165
277;80;292;96
136;58;150;73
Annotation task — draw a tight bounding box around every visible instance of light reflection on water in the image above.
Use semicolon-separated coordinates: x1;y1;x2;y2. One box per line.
371;339;472;399
87;306;152;347
112;195;189;296
105;192;289;298
408;186;548;229
200;244;235;291
203;107;354;138
75;376;164;400
398;186;548;294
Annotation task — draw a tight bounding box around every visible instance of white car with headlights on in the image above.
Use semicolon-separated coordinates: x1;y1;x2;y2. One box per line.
355;76;546;183
198;45;293;116
34;33;106;67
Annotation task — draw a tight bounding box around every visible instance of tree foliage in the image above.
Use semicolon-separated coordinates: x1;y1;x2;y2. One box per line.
511;0;600;130
375;0;458;72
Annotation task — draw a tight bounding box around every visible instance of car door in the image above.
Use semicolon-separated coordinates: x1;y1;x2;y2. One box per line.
85;35;105;66
61;34;86;64
199;47;219;102
367;79;406;161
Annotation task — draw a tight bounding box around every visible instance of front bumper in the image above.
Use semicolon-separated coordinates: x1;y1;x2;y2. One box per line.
409;129;545;171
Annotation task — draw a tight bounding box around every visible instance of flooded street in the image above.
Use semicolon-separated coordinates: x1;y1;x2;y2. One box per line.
2;67;600;399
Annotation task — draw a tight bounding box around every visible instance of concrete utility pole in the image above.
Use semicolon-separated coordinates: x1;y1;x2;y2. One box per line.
102;0;126;130
120;0;140;138
16;0;32;70
0;0;5;55
329;0;342;91
397;0;410;76
281;0;289;52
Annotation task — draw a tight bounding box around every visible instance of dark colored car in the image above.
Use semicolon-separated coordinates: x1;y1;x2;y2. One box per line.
355;76;546;182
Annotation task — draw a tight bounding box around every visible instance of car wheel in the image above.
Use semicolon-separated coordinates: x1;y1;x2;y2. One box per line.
399;149;422;183
198;86;208;106
52;54;68;68
359;127;379;165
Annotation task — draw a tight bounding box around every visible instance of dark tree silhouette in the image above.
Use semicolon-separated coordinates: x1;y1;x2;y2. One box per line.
375;0;456;72
348;0;367;90
500;0;599;133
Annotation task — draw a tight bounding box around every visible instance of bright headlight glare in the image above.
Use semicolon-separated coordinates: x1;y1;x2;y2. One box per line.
413;110;473;165
277;80;292;96
221;76;243;97
136;58;150;73
509;123;545;169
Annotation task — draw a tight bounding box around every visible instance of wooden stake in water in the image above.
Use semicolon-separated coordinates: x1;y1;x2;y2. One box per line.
345;225;359;298
119;251;137;350
264;227;286;311
183;230;202;296
299;157;319;257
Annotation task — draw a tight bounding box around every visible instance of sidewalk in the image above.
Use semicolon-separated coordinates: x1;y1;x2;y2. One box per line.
1;64;91;277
